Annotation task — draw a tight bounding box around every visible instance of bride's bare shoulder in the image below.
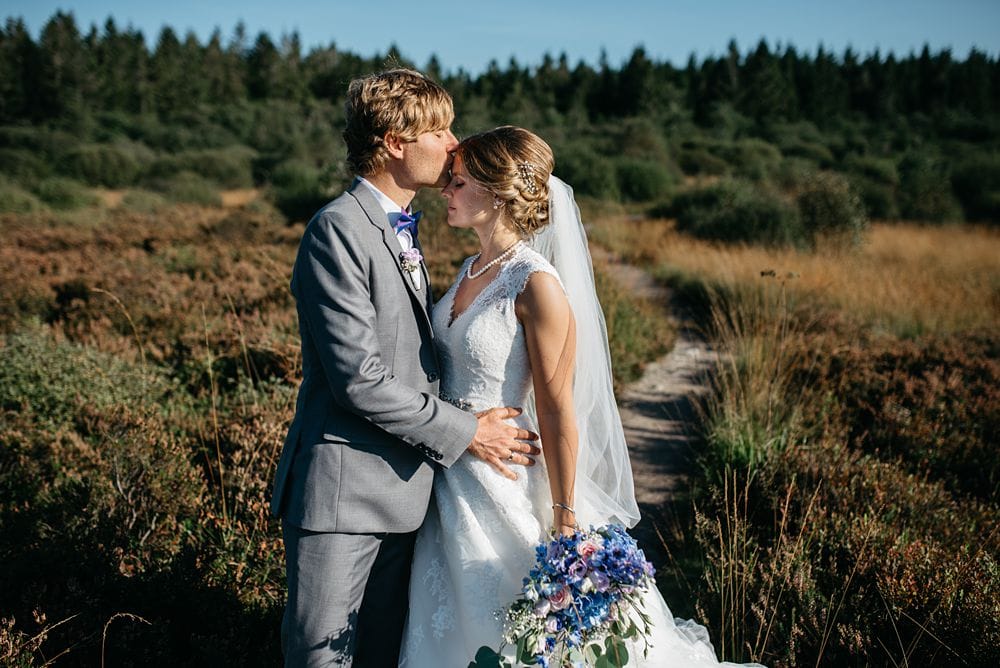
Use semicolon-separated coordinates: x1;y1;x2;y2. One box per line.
514;270;571;324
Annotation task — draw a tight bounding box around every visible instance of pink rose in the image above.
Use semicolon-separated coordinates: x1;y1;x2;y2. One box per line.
576;538;601;559
548;586;572;611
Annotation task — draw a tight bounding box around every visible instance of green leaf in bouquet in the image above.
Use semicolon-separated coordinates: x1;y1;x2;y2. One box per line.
603;636;629;667
516;634;534;665
585;642;604;662
470;646;506;668
594;654;614;668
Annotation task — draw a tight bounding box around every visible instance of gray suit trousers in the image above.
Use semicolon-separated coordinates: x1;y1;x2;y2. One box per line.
281;522;415;667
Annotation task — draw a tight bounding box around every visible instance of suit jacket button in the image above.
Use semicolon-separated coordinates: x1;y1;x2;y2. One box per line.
427;371;439;382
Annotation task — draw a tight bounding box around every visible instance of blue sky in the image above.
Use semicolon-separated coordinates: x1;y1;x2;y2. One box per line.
5;0;999;74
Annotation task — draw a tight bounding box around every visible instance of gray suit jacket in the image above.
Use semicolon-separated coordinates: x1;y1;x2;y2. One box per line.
270;181;478;534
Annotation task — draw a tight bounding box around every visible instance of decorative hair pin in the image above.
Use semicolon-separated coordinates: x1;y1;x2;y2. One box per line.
517;162;538;195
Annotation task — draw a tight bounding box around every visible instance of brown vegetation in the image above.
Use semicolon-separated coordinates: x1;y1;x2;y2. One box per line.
0;197;671;664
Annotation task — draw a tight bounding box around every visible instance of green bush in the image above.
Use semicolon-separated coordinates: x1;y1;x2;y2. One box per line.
0;327;207;644
120;188;169;212
614;157;677;202
898;153;964;223
553;145;620;200
772;157;819;191
0;147;50;183
796;171;868;248
951;154;1000;223
64;141;156;187
674;179;804;246
849;175;900;219
269;160;333;222
843;154;900;186
619;117;671;162
148;146;256;189
779;140;835;166
677;146;729;176
712;138;783;180
32;177;99;210
0;125;77;159
247;100;309;157
837;148;901;217
151;171;222;206
0;177;45;213
0;326;170;430
123;111;241;151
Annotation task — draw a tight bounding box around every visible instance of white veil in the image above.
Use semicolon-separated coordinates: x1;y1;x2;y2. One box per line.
526;175;641;529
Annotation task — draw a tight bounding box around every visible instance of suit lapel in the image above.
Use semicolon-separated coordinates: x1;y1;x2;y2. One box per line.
414;235;434;312
348;182;433;330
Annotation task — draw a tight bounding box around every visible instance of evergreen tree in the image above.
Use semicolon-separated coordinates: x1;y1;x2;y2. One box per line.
179;30;208;105
36;11;86;120
952;48;991;115
247;31;280;99
739;39;795;121
150;26;186;115
618;47;656;116
0;18;38;121
273;32;308;102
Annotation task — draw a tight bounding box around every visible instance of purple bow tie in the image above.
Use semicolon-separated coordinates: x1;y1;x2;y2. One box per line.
394;210;422;239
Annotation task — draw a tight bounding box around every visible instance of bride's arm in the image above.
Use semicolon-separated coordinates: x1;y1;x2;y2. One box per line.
516;271;579;535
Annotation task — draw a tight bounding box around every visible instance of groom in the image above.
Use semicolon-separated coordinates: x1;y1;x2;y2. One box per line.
270;69;540;667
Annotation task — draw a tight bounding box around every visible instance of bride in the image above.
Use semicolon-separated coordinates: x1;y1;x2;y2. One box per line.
400;126;762;667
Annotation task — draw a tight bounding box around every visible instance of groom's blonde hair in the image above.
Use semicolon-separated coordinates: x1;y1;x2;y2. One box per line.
343;68;455;176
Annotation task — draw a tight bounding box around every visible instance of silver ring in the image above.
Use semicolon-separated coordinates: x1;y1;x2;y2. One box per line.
506;451;515;462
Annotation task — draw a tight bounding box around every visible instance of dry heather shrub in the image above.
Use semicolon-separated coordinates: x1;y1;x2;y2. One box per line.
690;268;999;666
797;333;1000;501
0;612;76;667
75;405;207;573
696;442;1000;667
197;380;294;605
0;327;205;572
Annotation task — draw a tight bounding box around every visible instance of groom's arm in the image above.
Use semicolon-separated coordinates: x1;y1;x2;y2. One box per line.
295;209;477;465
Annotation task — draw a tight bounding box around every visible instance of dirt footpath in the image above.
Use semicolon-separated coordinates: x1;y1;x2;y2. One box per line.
596;250;718;563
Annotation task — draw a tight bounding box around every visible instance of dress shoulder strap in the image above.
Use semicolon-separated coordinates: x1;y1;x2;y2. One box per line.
503;245;565;298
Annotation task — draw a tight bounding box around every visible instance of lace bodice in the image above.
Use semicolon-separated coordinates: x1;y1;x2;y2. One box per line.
431;244;562;414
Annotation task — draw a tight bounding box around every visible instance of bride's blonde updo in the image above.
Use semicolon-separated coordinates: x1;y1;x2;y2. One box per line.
455;126;555;237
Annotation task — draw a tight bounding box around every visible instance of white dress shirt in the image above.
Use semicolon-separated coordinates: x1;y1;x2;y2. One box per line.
357;177;421;290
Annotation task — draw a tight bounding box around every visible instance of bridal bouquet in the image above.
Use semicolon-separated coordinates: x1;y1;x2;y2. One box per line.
471;524;655;668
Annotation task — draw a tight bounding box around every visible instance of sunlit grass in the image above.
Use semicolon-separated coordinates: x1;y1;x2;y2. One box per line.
590;218;1000;336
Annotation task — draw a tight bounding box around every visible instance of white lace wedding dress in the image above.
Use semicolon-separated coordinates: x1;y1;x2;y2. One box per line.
399;244;762;667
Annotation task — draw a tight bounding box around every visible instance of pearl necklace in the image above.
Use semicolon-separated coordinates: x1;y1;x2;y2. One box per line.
467;241;523;280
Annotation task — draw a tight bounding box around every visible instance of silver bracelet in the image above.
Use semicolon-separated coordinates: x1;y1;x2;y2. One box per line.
552;502;576;515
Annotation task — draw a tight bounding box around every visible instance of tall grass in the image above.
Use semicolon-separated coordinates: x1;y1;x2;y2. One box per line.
699;275;810;474
591;218;1000;336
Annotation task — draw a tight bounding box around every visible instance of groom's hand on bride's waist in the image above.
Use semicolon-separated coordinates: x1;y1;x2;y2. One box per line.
467;407;541;481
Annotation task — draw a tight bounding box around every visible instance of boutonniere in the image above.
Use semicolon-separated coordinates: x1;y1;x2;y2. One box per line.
399;248;423;274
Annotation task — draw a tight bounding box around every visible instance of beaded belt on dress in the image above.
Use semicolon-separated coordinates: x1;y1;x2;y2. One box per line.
440;391;474;412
